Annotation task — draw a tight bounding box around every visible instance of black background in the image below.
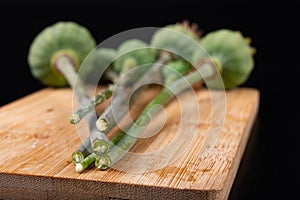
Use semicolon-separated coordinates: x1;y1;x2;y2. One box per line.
1;1;299;199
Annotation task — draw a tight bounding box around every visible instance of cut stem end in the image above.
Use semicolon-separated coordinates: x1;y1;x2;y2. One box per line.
69;113;81;124
92;139;110;155
75;153;97;173
96;118;109;131
95;155;111;171
75;163;84;173
72;151;85;165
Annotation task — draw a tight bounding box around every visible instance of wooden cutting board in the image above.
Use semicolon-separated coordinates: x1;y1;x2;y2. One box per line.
0;87;259;200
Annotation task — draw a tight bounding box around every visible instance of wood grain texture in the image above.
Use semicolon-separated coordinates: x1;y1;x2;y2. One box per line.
0;87;259;200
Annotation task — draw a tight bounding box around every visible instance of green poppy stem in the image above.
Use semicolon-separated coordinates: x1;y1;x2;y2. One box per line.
75;152;97;173
75;130;126;172
106;61;218;168
69;88;113;124
55;55;109;155
95;52;171;134
55;55;89;104
71;137;92;165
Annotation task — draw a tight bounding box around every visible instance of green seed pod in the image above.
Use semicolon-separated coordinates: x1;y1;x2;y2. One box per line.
79;48;117;82
193;29;255;89
28;21;96;86
113;39;157;73
94;48;117;67
150;21;202;61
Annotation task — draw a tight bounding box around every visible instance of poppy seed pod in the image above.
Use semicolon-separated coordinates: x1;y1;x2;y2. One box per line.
193;29;255;89
80;48;117;82
113;39;157;73
150;21;202;61
28;21;96;86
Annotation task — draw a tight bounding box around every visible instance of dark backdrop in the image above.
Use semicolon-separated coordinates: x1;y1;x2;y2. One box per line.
1;1;299;199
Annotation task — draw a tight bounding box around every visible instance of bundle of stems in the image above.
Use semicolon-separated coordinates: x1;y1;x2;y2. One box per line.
72;51;171;165
71;39;160;164
73;23;255;172
75;59;217;172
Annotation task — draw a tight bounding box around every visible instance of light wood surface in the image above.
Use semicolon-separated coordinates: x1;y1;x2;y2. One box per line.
0;87;259;199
